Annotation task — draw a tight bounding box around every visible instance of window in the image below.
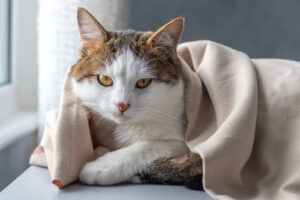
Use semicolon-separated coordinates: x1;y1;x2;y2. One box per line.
0;0;37;117
0;0;11;85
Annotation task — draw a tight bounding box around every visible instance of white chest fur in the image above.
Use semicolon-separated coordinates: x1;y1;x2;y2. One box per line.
114;115;186;147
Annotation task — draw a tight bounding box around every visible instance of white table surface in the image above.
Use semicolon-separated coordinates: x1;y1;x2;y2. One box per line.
0;166;212;200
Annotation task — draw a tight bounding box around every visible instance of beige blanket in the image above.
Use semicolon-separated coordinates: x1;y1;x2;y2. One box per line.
30;40;300;200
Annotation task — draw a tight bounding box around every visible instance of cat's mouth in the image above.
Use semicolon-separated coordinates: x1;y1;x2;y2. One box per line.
112;113;131;123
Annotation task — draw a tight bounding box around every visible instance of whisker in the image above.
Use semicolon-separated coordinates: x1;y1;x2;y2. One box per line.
143;111;175;133
143;107;187;125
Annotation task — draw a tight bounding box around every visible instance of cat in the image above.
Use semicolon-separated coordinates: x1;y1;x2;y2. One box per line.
72;7;202;187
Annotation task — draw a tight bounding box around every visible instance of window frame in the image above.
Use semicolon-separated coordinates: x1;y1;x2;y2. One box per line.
0;0;16;118
0;0;38;119
0;0;11;86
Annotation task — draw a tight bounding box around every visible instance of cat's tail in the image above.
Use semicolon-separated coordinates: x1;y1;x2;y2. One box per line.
184;174;203;190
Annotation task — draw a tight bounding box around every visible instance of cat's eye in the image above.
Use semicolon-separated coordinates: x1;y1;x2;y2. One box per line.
136;78;151;89
98;75;113;86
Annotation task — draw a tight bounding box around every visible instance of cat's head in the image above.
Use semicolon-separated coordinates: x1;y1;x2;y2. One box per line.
72;8;184;124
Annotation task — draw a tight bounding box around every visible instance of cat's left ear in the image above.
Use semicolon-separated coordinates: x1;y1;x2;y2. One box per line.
147;17;184;51
77;8;108;51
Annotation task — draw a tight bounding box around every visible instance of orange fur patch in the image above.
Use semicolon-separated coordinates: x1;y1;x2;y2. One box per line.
73;30;181;83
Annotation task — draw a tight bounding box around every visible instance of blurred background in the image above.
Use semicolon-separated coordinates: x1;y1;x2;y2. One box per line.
0;0;300;191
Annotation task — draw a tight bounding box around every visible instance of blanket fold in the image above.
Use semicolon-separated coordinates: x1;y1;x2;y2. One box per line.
30;40;300;200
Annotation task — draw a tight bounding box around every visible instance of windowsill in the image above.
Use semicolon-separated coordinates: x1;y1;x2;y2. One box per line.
0;166;212;200
0;110;38;151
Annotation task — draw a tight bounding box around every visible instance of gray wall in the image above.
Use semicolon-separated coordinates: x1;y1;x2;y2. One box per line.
0;132;37;191
128;0;300;60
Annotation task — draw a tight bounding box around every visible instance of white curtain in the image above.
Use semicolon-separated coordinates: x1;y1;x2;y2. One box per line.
38;0;130;138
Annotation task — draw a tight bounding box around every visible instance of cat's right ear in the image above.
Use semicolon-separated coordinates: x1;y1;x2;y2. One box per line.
77;8;108;52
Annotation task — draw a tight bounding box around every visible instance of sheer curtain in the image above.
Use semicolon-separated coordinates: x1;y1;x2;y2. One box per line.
38;0;129;138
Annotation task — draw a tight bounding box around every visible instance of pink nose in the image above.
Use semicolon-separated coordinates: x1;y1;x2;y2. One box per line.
117;103;130;112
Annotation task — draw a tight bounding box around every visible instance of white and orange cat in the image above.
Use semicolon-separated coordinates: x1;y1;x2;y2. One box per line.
72;8;189;185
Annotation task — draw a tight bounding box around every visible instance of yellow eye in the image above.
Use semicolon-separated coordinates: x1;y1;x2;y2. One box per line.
98;75;113;86
136;78;151;89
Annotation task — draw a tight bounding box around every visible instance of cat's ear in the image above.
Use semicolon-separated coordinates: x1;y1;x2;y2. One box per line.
77;8;108;51
147;17;184;50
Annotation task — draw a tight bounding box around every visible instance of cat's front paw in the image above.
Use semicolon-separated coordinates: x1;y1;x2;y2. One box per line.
79;161;101;185
79;154;125;185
